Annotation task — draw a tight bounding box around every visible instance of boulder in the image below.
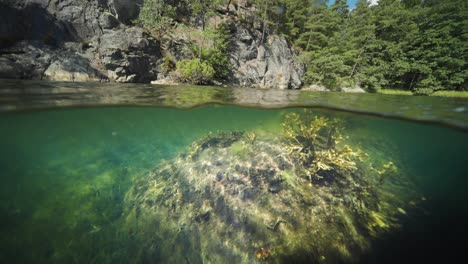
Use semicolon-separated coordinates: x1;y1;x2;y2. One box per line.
302;84;331;92
99;12;120;29
108;0;143;24
43;54;103;82
341;86;366;93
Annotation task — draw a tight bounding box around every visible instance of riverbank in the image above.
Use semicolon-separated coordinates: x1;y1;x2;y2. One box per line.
378;89;468;98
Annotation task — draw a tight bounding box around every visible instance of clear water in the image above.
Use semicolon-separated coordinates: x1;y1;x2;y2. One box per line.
0;81;467;263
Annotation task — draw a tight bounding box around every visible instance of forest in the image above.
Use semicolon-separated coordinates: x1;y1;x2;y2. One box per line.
138;0;467;94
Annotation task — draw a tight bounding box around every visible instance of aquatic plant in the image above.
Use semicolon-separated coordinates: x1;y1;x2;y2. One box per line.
282;111;361;184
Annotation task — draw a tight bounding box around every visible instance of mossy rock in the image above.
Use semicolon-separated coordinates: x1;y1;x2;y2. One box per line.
121;115;421;263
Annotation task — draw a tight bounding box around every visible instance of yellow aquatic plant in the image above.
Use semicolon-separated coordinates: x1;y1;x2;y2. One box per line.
282;111;361;183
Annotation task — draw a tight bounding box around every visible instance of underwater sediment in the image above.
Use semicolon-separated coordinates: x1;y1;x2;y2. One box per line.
121;111;422;263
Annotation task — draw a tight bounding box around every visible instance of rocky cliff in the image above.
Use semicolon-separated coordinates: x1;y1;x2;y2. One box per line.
0;0;303;89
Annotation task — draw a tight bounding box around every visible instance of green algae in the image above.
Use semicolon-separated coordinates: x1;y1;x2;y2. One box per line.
121;110;422;263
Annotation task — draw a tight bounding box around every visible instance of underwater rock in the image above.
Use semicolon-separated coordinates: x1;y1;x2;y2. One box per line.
122;114;420;263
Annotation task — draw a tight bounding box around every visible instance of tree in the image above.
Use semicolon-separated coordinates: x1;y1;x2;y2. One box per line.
135;0;176;38
189;0;224;30
406;0;468;93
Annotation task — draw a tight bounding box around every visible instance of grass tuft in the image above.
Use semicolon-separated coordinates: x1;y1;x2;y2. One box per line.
378;89;468;98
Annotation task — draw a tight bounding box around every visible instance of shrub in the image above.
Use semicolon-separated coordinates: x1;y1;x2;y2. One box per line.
174;59;215;84
412;88;433;96
202;48;230;79
161;55;175;74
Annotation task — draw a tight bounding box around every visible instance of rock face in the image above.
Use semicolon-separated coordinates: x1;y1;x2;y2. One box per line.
229;27;303;89
43;53;104;82
0;0;302;87
99;27;160;82
0;0;160;83
108;0;144;24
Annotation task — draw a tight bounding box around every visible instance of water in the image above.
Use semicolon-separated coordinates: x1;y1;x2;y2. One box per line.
0;80;467;263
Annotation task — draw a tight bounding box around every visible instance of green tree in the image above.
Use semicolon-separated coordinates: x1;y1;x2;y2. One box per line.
406;0;468;93
135;0;176;38
189;0;224;30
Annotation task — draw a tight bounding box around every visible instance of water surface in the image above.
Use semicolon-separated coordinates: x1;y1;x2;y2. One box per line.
0;80;467;263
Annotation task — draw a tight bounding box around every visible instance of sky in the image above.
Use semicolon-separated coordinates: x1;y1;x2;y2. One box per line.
329;0;379;9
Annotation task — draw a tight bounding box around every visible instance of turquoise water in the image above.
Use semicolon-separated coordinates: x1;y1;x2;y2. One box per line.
0;105;467;263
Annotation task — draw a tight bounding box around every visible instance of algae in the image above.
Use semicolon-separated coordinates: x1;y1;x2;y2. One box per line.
121;110;422;263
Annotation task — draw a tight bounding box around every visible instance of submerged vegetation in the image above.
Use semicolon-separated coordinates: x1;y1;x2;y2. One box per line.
121;109;421;263
282;113;362;183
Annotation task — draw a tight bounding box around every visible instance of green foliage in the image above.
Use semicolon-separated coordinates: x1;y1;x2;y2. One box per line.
135;0;176;38
174;58;215;84
178;23;231;82
188;0;224;29
431;90;468;98
279;0;467;92
412;87;434;96
378;89;413;96
136;0;466;91
199;24;231;79
161;55;176;74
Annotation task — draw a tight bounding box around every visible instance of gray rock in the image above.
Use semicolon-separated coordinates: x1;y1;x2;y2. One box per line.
229;26;303;89
99;27;161;83
0;42;52;79
108;0;143;24
0;41;102;81
0;4;73;48
43;54;103;82
302;85;331;92
0;0;160;83
1;1;303;86
341;87;366;93
99;12;120;29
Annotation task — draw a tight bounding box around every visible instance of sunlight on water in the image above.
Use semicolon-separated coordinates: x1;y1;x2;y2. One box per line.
0;106;467;263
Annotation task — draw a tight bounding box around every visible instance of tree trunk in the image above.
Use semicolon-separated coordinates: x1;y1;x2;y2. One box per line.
261;0;269;44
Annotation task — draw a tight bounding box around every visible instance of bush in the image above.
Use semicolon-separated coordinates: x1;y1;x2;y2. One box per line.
412;76;439;95
202;48;230;79
173;59;215;84
412;88;433;96
161;55;175;74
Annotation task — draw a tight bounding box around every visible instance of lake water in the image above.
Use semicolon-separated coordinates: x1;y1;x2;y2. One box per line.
0;80;467;263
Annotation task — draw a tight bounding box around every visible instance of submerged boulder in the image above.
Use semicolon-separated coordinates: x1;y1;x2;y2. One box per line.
122;112;421;263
